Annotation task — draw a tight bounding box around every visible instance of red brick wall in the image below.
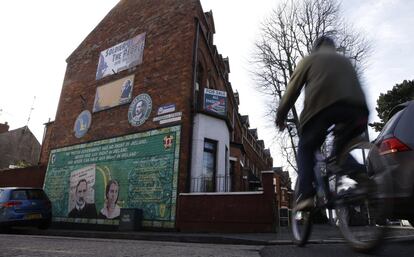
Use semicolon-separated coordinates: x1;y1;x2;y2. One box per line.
41;0;202;193
176;172;277;232
39;122;54;165
0;166;46;188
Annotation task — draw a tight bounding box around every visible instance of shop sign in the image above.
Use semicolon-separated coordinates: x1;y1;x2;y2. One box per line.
204;88;227;116
128;93;152;127
74;110;92;138
96;32;146;80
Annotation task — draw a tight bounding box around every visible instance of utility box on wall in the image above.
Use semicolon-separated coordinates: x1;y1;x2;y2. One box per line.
119;208;143;231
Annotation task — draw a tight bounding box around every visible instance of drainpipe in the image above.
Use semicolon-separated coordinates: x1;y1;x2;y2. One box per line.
185;17;200;193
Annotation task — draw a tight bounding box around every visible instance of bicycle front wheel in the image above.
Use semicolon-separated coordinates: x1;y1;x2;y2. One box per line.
291;181;313;246
335;139;390;253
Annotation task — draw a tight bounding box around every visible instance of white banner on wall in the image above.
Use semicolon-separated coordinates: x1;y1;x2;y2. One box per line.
96;32;146;80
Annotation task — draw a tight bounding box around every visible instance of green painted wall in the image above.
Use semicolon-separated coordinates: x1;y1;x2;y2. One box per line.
44;126;180;228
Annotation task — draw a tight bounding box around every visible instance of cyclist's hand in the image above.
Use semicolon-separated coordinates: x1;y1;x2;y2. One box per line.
275;118;286;131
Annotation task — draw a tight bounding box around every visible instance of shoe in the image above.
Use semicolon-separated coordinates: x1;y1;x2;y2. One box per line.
294;197;315;212
337;174;371;197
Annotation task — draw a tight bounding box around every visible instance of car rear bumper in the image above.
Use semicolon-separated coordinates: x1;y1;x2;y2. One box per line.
0;210;52;227
0;218;50;228
379;153;414;198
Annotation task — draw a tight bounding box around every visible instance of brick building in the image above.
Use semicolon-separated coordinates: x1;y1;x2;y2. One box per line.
0;122;41;170
273;167;293;226
40;0;274;230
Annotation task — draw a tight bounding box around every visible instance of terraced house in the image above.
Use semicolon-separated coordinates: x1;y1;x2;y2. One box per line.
37;0;285;232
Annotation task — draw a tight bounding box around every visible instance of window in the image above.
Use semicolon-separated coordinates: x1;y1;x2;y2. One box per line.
231;111;235;141
202;139;217;192
27;189;48;200
11;190;28;200
196;63;204;91
195;63;204;109
0;189;4;201
378;109;404;138
230;160;236;191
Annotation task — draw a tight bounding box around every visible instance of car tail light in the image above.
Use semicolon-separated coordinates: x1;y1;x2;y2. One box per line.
1;201;23;208
379;137;411;155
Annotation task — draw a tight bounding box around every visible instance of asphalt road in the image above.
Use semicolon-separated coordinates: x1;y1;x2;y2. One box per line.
0;234;262;257
261;241;414;257
1;233;413;257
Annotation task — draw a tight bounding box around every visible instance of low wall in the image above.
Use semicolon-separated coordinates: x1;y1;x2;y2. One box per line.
0;166;46;187
177;172;278;232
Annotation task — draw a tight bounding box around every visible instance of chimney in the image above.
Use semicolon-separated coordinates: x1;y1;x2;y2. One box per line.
0;122;9;134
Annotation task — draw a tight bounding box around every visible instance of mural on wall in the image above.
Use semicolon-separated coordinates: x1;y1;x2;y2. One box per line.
74;110;92;138
93;75;134;112
204;88;227;116
96;33;146;80
128;93;152;127
44;126;181;228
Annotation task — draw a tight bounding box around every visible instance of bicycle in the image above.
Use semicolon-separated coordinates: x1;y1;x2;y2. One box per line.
291;131;392;253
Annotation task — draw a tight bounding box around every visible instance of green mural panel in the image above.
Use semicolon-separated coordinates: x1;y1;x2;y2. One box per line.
44;126;180;228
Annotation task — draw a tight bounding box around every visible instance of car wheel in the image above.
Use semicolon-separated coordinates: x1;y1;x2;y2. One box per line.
38;218;51;230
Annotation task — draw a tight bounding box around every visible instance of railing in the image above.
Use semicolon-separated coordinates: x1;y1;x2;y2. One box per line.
191;174;231;192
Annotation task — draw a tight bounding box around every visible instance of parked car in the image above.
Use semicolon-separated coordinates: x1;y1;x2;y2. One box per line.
369;100;414;227
386;219;402;226
0;187;52;230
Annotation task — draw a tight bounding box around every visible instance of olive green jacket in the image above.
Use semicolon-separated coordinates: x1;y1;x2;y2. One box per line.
277;49;368;131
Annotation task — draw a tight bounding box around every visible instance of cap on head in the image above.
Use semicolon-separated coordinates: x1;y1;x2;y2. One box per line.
312;36;336;53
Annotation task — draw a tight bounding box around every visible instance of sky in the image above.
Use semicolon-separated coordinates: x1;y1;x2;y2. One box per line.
0;0;413;171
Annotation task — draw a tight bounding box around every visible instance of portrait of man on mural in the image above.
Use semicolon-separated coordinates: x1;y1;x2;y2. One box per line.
133;100;146;121
119;79;133;103
68;179;98;219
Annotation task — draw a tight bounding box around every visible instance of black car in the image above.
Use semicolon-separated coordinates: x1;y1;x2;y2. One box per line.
369;100;414;226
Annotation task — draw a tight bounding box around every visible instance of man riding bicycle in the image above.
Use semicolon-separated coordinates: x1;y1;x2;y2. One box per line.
275;36;369;211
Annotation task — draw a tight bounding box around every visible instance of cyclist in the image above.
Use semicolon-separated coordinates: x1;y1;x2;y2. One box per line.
275;36;369;211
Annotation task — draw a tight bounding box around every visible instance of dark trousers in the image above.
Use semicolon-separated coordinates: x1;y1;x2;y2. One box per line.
296;103;368;200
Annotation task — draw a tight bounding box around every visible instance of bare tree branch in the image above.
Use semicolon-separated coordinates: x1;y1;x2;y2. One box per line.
251;0;371;172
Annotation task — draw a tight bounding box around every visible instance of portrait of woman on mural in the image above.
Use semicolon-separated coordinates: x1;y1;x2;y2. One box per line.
99;180;121;219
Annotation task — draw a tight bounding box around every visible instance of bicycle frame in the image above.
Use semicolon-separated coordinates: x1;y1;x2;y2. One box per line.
313;151;336;210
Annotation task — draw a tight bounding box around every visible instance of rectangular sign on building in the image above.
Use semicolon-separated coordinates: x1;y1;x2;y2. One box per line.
96;32;146;80
204;88;227;116
44;126;180;229
93;75;134;112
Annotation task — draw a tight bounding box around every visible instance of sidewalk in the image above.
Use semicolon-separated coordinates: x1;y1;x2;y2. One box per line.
7;225;414;246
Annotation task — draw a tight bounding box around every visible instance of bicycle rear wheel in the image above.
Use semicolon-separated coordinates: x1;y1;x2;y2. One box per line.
335;139;390;253
291;181;313;246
